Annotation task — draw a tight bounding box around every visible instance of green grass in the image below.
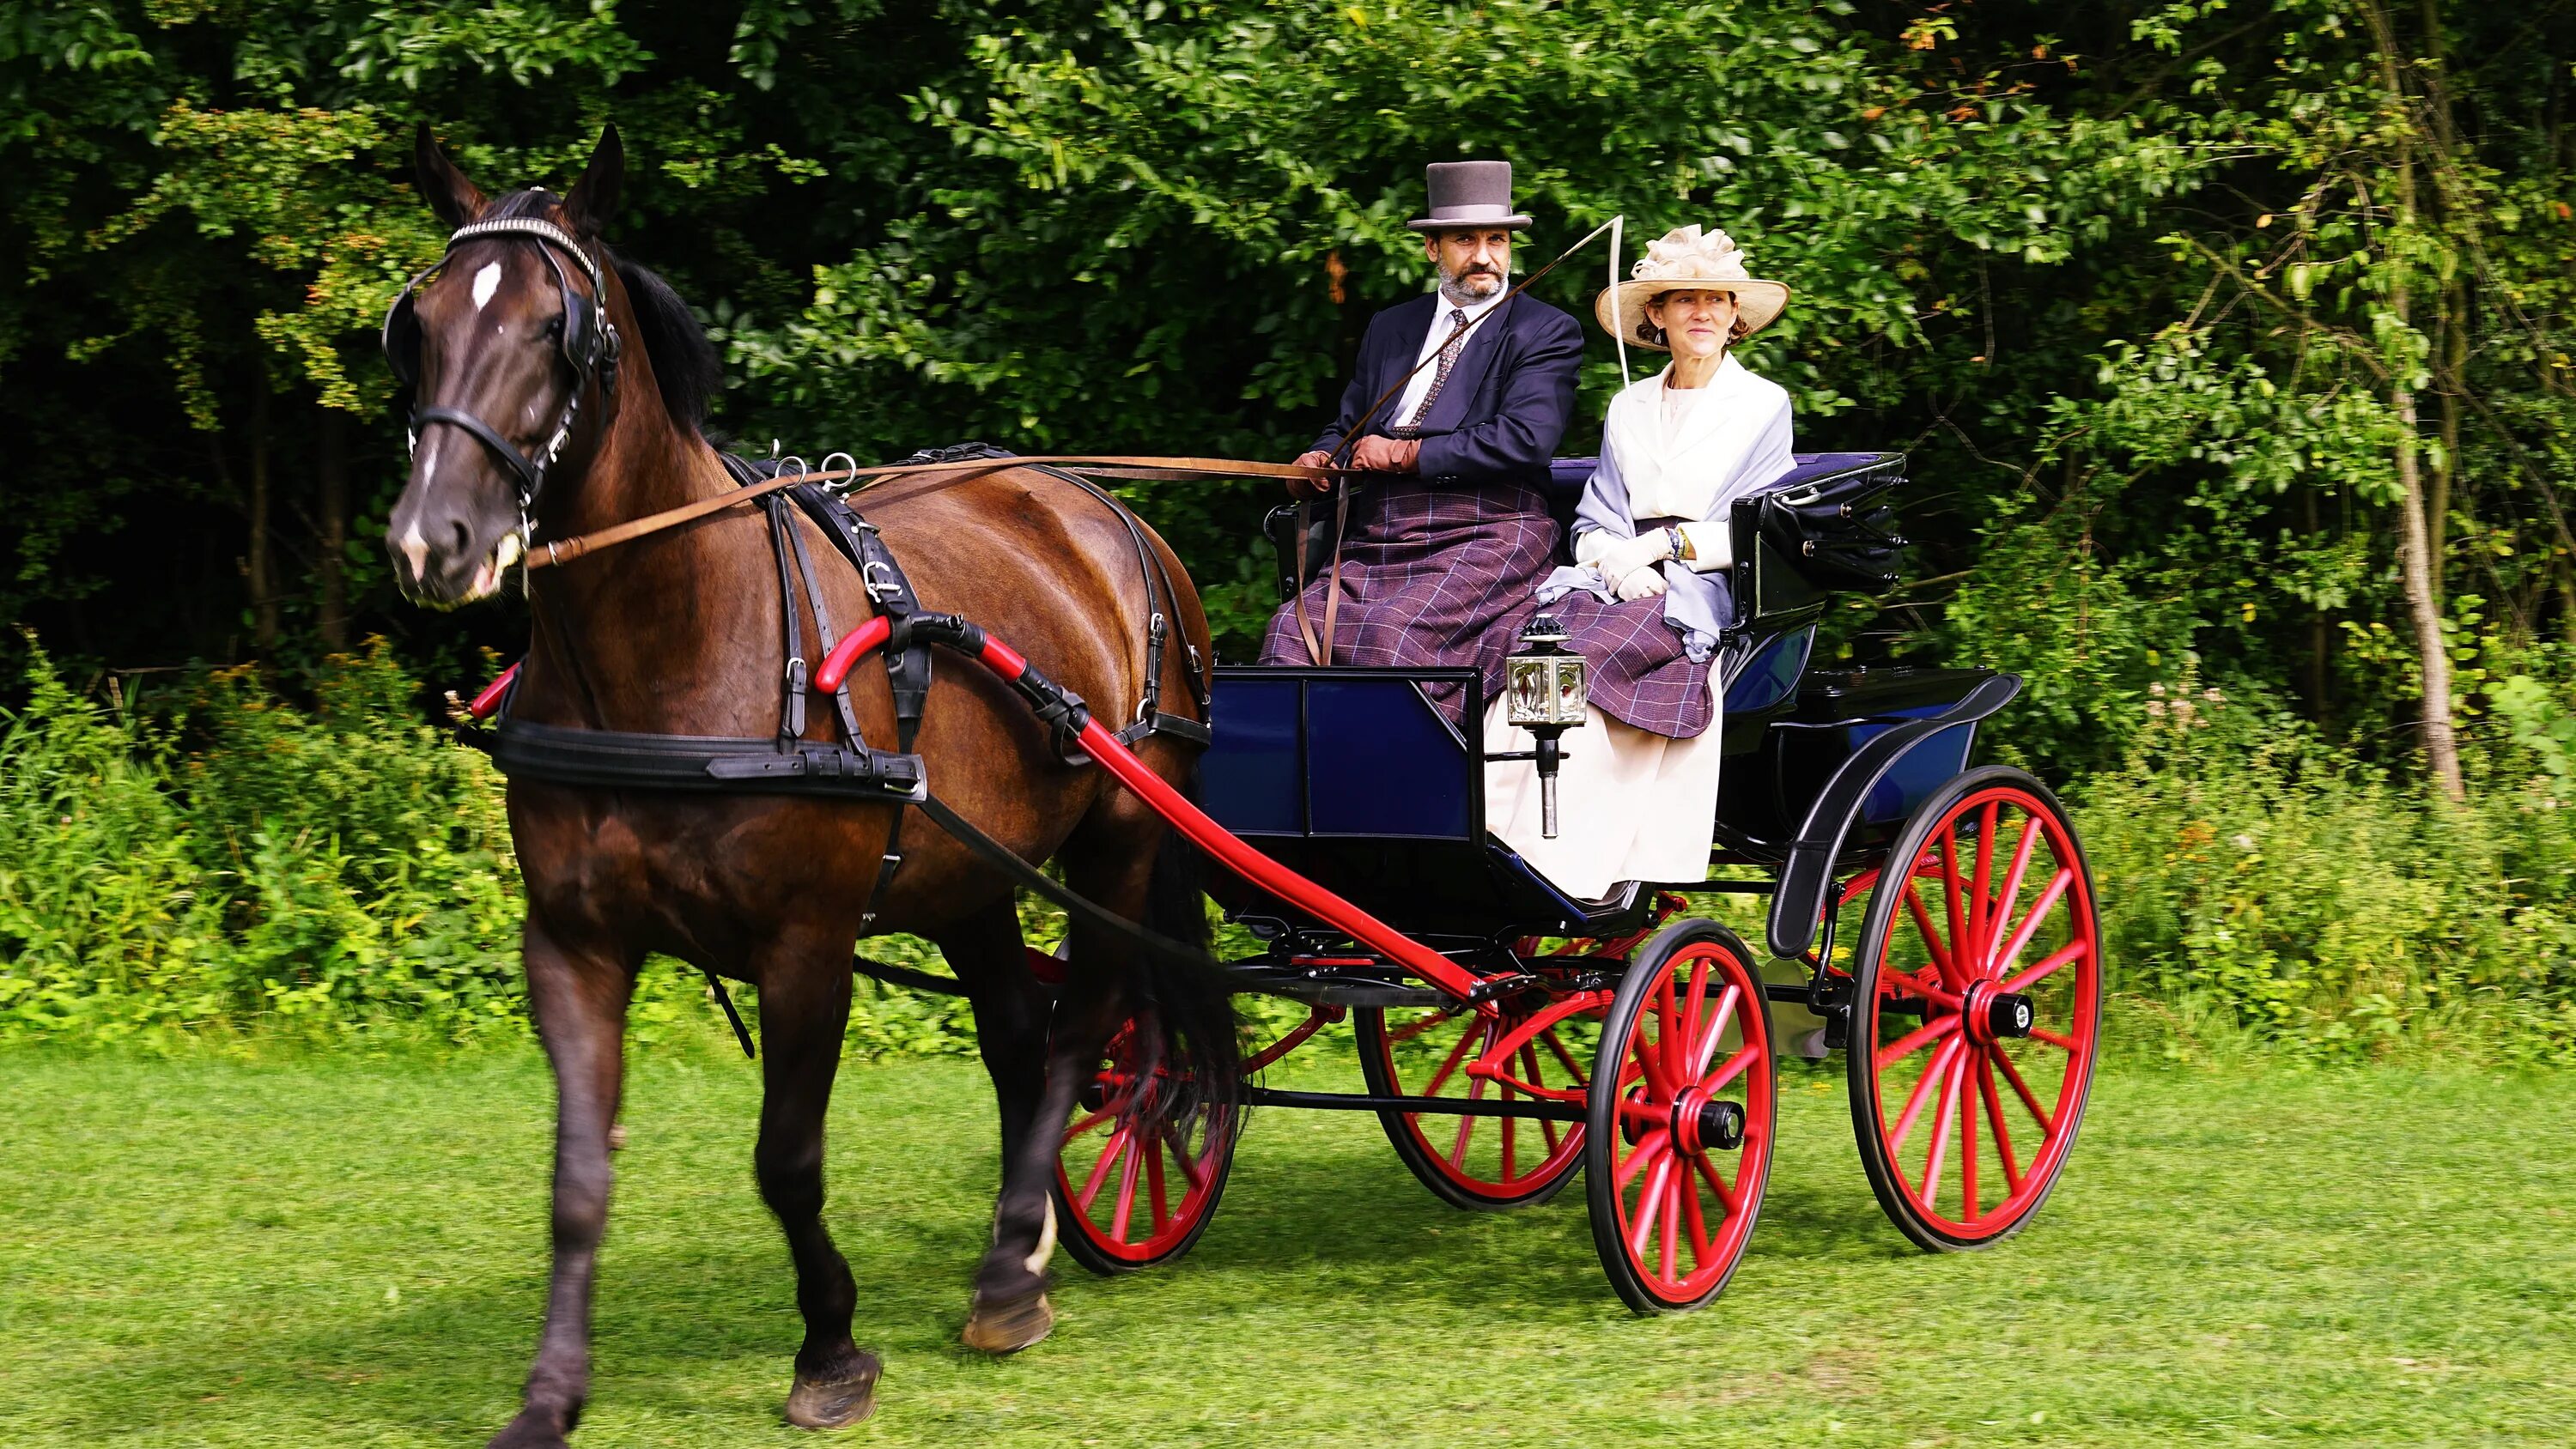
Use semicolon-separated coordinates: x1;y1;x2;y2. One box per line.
3;1040;2571;1447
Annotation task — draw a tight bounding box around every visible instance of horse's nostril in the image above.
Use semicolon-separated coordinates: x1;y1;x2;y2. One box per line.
447;519;474;561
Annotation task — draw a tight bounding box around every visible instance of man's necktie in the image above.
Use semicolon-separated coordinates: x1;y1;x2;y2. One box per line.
1399;307;1473;432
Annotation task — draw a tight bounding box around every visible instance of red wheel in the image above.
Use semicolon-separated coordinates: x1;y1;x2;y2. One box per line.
1051;1016;1239;1274
1584;920;1775;1312
1847;766;2102;1251
1355;998;1598;1209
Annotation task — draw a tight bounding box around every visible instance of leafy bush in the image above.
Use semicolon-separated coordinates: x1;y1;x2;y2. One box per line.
2075;670;2576;1063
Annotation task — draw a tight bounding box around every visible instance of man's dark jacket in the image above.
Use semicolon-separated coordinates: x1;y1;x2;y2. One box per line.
1310;292;1584;488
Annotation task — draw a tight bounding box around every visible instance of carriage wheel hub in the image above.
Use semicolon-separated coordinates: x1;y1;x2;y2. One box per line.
1962;982;2034;1045
1671;1089;1745;1155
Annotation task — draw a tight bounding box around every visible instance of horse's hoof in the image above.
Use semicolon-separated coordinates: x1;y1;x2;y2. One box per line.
784;1353;882;1430
485;1410;572;1449
961;1288;1054;1355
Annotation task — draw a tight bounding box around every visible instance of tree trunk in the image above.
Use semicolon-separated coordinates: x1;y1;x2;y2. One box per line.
248;380;279;652
2304;482;2330;721
2429;279;2464;609
2377;7;2467;803
317;406;349;652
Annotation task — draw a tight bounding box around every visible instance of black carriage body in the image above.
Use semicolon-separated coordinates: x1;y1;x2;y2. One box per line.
1213;452;2008;955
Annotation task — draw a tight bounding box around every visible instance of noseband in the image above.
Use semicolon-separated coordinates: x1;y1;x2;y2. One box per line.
381;215;623;518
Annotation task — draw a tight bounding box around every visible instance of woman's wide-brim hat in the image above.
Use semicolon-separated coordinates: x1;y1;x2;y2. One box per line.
1594;225;1790;351
1406;160;1533;232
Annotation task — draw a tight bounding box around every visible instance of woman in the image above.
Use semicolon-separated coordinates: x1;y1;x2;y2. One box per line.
1484;225;1795;900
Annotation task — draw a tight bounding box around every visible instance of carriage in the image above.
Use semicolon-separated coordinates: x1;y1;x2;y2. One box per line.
1044;452;2103;1312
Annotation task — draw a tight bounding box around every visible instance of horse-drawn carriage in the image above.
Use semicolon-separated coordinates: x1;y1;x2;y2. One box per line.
1046;452;2103;1312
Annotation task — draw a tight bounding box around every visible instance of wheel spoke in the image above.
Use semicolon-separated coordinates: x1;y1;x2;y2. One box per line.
1680;1159;1716;1266
1163;1123;1212;1191
1076;1125;1131;1210
1959;1053;1980;1223
1705;1042;1759;1095
1989;813;2043;969
1977;1052;2022;1191
1524;1043;1562;1153
2029;1026;2077;1052
1420;1016;1484;1096
1903;881;1956;979
1872;1011;1961;1074
1939;831;1970;987
1919;1047;1965;1211
1109;1127;1144;1241
1990;867;2075;978
1889;1035;1962;1155
1627;1155;1674;1260
1065;1106;1115;1141
1540;1027;1590;1088
1616;1128;1671;1191
1692;984;1742;1079
1658;1170;1682;1282
1631;1018;1677;1102
1993;1046;2055;1134
1680;955;1713;1066
1691;1147;1741;1216
1449;1072;1485;1166
1145;1131;1170;1232
2004;937;2090;995
1968;801;2000;967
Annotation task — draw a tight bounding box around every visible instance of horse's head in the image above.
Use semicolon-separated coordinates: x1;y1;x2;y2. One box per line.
385;125;624;606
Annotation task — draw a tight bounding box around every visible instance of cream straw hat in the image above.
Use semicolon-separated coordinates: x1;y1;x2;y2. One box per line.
1593;225;1790;352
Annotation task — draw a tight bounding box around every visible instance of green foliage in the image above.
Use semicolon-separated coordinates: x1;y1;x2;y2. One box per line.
2077;669;2576;1063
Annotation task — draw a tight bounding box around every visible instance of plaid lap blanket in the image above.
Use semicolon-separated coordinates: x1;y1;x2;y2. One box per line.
1540;586;1715;738
1258;481;1558;721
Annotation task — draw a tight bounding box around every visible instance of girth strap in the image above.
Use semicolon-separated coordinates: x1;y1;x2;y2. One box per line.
487;717;924;800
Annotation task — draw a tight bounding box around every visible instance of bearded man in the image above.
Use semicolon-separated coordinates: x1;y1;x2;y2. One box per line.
1260;160;1584;718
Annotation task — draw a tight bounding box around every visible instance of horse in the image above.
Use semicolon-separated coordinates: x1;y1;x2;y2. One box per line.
383;124;1234;1446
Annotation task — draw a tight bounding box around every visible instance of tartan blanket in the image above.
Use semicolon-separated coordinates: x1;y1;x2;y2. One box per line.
1258;480;1558;721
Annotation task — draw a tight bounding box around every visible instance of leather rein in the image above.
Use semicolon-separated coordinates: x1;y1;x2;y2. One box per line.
525;453;1349;572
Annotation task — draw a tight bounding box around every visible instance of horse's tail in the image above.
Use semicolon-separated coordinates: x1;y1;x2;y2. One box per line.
1135;765;1243;1115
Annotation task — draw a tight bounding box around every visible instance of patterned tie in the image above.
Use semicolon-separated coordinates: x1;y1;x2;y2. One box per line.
1400;307;1473;432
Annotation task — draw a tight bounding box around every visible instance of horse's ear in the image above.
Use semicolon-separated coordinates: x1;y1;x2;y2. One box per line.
415;124;485;231
562;125;623;237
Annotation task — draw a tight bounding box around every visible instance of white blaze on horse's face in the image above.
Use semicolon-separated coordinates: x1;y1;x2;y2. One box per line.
471;261;502;312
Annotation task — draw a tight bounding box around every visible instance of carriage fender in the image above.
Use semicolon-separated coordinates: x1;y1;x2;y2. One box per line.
1763;672;2026;961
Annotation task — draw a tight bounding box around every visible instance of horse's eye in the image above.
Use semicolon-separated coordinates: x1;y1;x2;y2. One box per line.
543;317;565;339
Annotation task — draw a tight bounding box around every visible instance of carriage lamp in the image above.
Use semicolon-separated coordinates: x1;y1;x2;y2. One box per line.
1504;615;1589;839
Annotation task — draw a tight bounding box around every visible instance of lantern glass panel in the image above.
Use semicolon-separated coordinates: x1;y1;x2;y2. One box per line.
1551;656;1588;722
1505;657;1552;726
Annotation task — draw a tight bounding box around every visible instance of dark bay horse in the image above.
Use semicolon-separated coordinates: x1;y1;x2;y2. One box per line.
384;126;1232;1446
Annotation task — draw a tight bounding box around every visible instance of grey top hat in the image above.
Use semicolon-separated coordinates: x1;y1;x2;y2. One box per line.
1407;161;1534;233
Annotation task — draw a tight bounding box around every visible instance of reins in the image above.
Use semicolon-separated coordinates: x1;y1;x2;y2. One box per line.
526;453;1349;571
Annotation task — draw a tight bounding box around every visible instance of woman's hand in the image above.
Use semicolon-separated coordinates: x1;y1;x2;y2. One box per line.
1592;529;1673;598
1614;563;1669;602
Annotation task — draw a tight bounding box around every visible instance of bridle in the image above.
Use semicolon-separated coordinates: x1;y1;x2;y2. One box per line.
381;215;623;523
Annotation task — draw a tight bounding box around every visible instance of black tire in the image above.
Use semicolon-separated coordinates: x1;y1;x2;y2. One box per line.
1354;1003;1589;1210
1844;765;2103;1252
1584;919;1777;1313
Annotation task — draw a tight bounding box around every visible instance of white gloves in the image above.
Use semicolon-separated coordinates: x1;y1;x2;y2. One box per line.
1590;528;1674;601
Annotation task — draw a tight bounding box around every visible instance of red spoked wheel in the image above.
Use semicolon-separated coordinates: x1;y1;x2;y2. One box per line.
1848;765;2102;1252
1051;1016;1240;1274
1583;919;1776;1312
1355;997;1601;1210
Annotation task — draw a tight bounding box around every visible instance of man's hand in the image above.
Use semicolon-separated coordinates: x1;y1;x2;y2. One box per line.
1349;433;1421;474
1287;449;1336;500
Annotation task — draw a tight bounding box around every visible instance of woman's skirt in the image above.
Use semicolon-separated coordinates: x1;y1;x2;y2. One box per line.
1481;684;1726;902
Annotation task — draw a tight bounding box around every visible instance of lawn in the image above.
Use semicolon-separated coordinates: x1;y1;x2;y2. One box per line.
3;1040;2569;1447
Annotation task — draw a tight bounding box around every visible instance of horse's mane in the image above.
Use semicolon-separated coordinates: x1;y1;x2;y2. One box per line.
484;188;723;438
